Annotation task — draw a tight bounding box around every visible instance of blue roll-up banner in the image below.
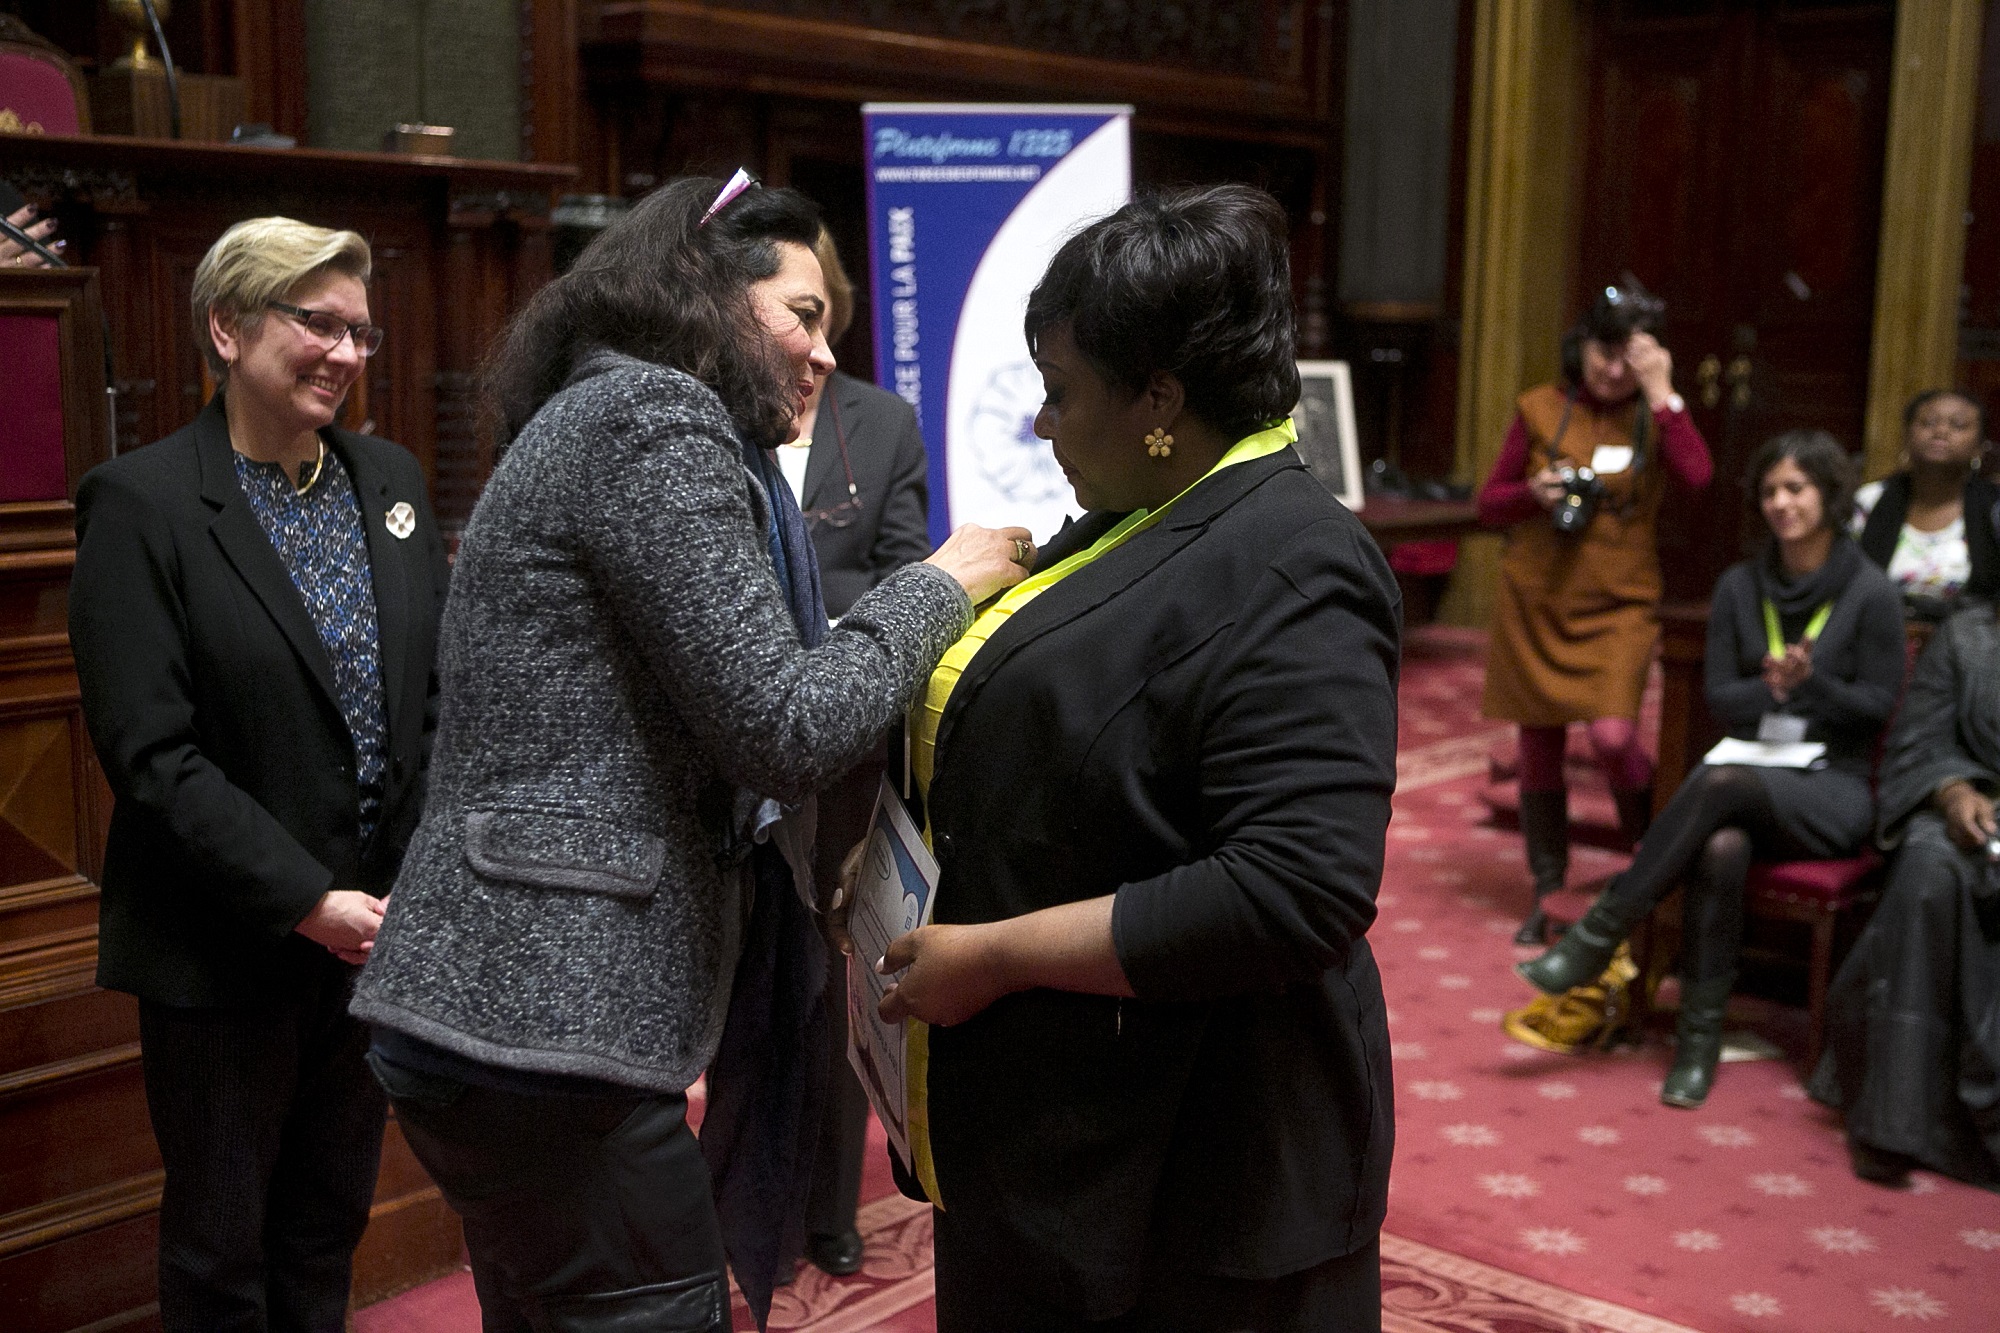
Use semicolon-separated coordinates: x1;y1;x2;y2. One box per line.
863;103;1132;545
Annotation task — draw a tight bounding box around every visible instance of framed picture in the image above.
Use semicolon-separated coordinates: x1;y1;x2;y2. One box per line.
1289;360;1364;511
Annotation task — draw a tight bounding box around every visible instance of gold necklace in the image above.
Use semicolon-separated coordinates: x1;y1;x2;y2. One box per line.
293;439;327;496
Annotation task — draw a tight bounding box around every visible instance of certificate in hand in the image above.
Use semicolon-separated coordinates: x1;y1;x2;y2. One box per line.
846;777;939;1183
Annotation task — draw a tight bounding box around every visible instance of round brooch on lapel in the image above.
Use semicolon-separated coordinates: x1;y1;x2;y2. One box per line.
385;502;416;540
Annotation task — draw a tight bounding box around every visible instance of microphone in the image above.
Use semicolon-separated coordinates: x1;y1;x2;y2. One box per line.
138;0;182;140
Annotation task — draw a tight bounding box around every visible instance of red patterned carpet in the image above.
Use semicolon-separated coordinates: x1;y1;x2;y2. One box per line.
356;625;1999;1332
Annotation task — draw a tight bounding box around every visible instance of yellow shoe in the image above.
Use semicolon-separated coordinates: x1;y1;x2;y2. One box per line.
1502;943;1641;1054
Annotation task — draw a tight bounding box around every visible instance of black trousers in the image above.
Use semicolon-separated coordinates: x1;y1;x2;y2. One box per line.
137;968;386;1333
371;1057;728;1333
798;759;883;1249
933;1210;1382;1333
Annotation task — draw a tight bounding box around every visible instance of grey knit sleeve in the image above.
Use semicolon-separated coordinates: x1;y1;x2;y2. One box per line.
574;368;970;803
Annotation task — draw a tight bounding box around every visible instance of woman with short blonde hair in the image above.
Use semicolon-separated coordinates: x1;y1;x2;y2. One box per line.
191;216;373;380
69;214;448;1329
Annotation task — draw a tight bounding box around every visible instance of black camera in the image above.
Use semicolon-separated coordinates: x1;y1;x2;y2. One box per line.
1551;464;1606;534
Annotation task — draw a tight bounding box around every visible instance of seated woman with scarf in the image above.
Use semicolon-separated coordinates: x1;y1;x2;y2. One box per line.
1518;430;1904;1107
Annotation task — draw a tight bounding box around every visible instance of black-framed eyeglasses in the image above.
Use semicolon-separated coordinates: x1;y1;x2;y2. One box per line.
267;301;386;357
802;390;864;528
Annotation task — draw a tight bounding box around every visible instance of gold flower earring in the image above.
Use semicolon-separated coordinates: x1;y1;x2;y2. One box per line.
1145;426;1174;459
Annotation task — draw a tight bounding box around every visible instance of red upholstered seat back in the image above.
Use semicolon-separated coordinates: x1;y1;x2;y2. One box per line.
0;46;83;136
0;313;68;502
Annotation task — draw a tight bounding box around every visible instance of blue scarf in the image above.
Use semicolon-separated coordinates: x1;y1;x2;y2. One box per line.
702;441;831;1329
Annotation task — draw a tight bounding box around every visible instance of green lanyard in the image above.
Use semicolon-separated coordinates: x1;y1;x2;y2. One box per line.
1761;599;1832;658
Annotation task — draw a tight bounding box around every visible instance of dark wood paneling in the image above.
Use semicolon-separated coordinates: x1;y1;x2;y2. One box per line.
0;133;570;533
228;0;309;140
1578;0;1894;601
1957;0;2000;422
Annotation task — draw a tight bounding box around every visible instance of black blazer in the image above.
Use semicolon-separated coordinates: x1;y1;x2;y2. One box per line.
799;371;931;617
919;451;1400;1318
69;396;450;1007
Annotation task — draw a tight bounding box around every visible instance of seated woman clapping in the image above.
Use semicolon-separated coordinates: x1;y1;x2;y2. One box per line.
1810;602;2000;1189
1517;431;1905;1107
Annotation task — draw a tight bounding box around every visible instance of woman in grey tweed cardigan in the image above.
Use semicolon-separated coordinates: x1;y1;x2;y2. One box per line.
351;178;1029;1332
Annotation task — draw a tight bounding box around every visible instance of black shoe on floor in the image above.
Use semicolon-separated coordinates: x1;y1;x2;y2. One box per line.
806;1228;865;1277
1847;1138;1915;1186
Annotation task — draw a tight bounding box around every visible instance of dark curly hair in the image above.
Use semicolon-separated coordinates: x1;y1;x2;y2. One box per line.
1744;429;1857;531
488;177;822;447
1023;184;1300;439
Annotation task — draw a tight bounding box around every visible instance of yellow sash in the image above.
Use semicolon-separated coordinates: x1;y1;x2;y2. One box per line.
900;419;1296;1204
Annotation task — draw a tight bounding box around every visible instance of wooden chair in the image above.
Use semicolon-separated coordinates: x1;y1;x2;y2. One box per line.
1638;606;1920;1070
0;16;90;137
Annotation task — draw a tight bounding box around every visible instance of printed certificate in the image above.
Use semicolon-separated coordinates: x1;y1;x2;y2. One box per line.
846;777;940;1180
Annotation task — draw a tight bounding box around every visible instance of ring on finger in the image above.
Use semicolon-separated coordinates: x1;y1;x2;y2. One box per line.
1011;537;1032;565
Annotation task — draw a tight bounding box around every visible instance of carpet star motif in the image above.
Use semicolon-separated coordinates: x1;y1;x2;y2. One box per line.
1729;1292;1783;1317
1870;1288;1948;1320
1392;918;1425;932
1748;1172;1814;1197
1907;1174;1939;1194
1441;1123;1501;1147
1499;1043;1541;1060
1520;1227;1586;1256
1479;1173;1541;1199
1468;1008;1506;1023
1960;1228;2000;1251
1699;1125;1758;1148
1537;1081;1579;1100
1673;1230;1723;1252
1577;1125;1623;1146
1623;1175;1668;1196
1437;975;1472;989
1391;1042;1428;1060
1418;945;1451;960
1408;1080;1464;1101
1808;1226;1876;1255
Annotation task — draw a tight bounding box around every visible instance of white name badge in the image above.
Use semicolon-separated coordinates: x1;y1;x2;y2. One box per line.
1590;444;1634;474
1757;713;1809;744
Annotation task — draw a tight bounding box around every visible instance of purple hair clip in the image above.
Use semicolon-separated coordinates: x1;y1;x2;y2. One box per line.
698;168;761;228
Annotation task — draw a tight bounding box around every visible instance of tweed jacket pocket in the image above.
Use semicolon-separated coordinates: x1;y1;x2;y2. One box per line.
463;809;666;899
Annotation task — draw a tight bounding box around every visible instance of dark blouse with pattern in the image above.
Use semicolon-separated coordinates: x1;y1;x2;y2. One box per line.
233;447;389;835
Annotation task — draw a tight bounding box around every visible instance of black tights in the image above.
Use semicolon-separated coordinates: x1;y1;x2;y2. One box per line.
1597;765;1773;984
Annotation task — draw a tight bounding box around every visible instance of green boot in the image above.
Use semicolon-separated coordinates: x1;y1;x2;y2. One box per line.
1515;895;1629;996
1661;975;1735;1109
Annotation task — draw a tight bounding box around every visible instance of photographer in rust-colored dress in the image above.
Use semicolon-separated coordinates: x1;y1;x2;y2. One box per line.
1478;285;1712;944
775;228;933;1280
68;218;449;1331
849;185;1398;1332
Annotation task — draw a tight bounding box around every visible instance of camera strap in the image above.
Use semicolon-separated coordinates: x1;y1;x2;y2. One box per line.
1549;391;1649;517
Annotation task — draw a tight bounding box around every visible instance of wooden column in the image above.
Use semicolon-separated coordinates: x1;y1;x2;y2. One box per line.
1862;0;1986;477
1437;0;1580;626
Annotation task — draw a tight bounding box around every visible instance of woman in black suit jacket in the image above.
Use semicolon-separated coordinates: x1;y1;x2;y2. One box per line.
854;186;1398;1331
67;218;449;1332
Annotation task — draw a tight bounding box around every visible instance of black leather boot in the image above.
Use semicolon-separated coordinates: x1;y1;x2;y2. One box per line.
1612;784;1654;850
1661;975;1735;1108
1515;892;1634;995
1515;788;1569;945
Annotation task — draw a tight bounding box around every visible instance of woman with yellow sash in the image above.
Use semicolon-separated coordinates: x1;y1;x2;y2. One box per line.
1518;431;1904;1107
845;185;1398;1331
